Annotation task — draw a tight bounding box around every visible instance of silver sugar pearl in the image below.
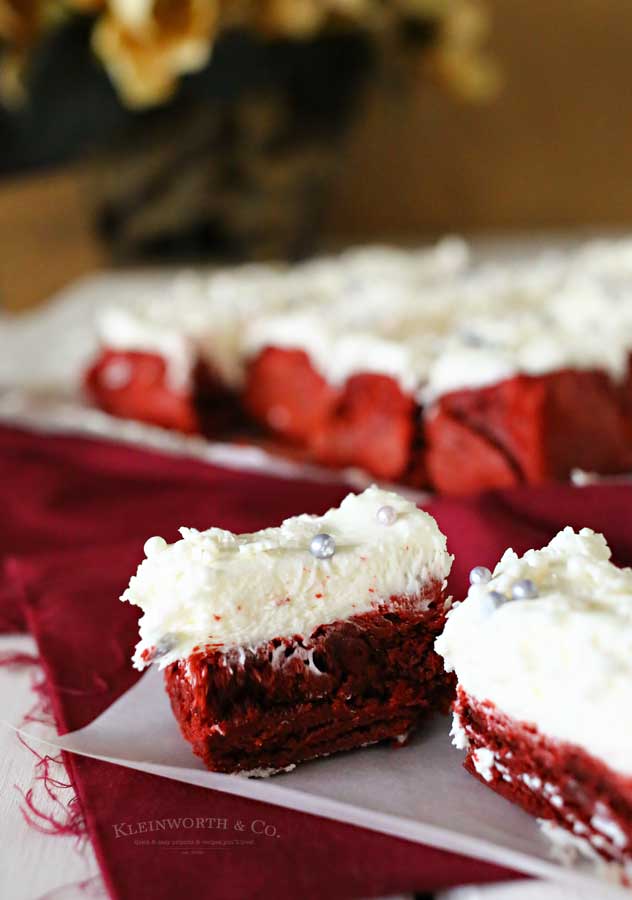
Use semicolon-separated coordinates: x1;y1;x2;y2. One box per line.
487;590;508;608
310;533;336;560
144;535;167;558
376;505;397;526
469;565;492;586
459;328;486;348
480;591;506;616
512;578;539;600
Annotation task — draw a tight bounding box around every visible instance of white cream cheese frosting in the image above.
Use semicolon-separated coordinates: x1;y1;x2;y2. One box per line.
122;485;453;671
94;238;468;395
98;305;198;392
97;265;294;391
435;527;632;777
95;236;632;405
243;312;441;395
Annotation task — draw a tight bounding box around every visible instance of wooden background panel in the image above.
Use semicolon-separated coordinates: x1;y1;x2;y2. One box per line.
0;169;105;312
328;0;632;235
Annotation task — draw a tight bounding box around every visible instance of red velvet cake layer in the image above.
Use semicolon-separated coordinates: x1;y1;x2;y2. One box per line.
244;347;421;482
86;346;632;493
244;347;339;443
85;349;237;435
426;369;632;495
455;687;632;876
246;351;632;492
164;582;453;774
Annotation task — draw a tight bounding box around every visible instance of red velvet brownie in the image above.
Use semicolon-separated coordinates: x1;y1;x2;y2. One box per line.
122;486;454;774
425;369;632;495
242;247;632;491
85;239;632;492
82;265;298;435
244;347;421;482
85;349;235;435
436;528;632;882
244;347;339;443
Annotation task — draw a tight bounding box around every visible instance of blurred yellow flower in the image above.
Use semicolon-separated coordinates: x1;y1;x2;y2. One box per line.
426;0;500;100
92;0;218;107
0;1;68;102
0;0;496;108
254;0;372;38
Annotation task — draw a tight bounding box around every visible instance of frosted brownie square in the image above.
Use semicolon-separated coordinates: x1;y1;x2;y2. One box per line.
123;486;454;774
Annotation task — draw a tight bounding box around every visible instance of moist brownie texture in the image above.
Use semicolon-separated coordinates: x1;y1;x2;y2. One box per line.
436;527;632;880
122;486;454;773
165;585;452;773
85;349;236;435
453;688;632;881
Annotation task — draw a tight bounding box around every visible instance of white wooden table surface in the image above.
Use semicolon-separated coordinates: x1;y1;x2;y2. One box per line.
0;635;102;900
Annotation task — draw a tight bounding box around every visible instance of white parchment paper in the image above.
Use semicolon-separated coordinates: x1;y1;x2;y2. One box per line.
3;669;627;898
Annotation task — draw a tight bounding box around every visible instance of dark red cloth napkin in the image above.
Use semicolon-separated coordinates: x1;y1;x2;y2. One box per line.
5;423;632;900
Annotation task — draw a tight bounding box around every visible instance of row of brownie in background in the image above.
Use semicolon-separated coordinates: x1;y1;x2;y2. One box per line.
85;236;632;494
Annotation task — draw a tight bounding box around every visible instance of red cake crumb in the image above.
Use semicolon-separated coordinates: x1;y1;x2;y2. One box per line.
164;580;454;774
84;349;237;435
426;369;632;495
244;347;424;482
454;687;632;875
